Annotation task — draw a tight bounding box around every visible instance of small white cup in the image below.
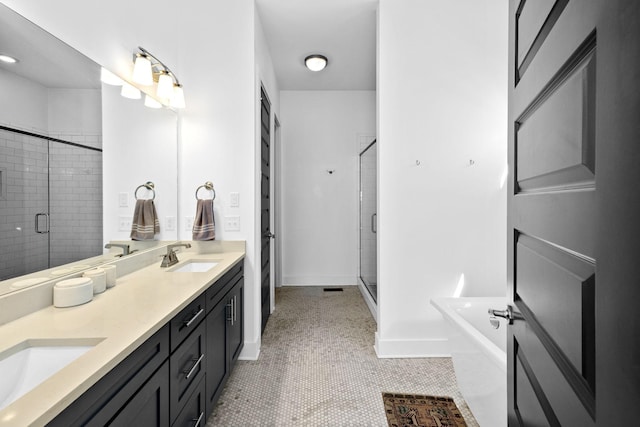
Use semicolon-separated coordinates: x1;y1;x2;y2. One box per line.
83;268;106;294
102;264;117;288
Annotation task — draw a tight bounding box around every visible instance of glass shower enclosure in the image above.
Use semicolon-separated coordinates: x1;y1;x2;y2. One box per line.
0;127;103;281
359;140;377;303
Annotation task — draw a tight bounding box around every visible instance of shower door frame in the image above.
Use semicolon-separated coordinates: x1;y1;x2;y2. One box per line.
359;139;377;304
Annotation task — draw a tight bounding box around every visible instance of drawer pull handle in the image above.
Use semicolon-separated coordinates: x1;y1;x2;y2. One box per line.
192;411;205;427
183;308;204;327
184;353;205;380
226;301;233;323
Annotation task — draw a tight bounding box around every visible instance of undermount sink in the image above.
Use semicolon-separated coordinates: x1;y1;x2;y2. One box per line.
0;340;99;411
168;260;219;273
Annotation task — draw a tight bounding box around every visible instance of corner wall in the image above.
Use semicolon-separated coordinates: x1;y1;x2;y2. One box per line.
376;0;508;357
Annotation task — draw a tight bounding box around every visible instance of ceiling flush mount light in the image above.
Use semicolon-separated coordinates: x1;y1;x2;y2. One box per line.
130;46;186;109
0;54;18;64
305;54;328;72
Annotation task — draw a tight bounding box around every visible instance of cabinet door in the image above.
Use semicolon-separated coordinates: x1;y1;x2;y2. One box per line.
109;360;170;427
205;293;229;417
170;321;206;424
227;279;244;365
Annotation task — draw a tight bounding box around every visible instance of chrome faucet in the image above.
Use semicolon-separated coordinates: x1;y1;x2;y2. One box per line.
105;243;132;257
161;243;192;267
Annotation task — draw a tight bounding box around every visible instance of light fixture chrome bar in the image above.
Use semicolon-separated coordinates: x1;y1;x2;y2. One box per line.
135;46;181;86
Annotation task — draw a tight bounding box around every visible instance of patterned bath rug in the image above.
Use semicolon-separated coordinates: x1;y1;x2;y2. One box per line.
383;393;467;427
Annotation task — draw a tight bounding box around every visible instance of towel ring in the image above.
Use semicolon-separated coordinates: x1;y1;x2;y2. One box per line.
135;181;156;200
195;181;216;200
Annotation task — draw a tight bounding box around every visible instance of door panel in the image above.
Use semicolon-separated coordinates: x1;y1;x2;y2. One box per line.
508;0;598;425
260;86;271;334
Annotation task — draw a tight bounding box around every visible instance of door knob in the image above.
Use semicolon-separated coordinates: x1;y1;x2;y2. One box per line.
265;231;275;239
488;306;513;328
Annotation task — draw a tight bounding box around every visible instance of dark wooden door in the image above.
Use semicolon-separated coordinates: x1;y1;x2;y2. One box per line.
260;86;272;334
507;1;640;426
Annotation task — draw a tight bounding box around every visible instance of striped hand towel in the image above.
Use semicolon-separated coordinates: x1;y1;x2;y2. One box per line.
130;199;160;240
192;199;215;240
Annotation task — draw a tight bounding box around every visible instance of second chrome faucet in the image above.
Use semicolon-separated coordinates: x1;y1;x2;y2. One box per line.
160;243;192;267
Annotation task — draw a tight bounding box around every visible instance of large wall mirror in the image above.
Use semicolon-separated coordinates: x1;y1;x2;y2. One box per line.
0;3;177;294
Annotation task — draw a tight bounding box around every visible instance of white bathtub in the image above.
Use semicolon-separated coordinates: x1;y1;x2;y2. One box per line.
431;297;507;427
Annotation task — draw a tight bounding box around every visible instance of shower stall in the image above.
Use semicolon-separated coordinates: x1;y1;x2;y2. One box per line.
359;140;377;303
0;126;103;281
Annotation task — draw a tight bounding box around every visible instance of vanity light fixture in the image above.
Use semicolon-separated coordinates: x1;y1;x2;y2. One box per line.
100;68;124;86
120;82;141;99
0;54;18;63
130;46;186;109
144;94;162;109
305;54;328;72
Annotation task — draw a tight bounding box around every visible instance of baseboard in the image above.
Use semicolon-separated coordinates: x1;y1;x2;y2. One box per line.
282;276;357;286
374;332;450;358
238;338;260;360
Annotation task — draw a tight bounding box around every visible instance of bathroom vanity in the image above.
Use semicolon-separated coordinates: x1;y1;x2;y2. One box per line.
0;242;245;426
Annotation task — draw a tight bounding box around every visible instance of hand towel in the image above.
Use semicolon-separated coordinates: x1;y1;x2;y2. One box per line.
192;199;216;240
130;199;160;240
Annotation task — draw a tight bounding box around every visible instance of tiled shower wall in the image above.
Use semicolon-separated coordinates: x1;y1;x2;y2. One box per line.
0;128;102;280
0;129;49;280
49;133;103;268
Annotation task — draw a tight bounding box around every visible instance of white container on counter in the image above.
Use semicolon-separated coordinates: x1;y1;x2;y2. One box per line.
102;264;117;288
53;277;94;308
83;268;106;294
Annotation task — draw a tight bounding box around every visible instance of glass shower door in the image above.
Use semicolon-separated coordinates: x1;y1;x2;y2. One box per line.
0;129;50;280
359;140;377;303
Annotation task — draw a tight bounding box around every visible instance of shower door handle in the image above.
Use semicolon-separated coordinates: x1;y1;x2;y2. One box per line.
371;213;377;234
35;213;50;234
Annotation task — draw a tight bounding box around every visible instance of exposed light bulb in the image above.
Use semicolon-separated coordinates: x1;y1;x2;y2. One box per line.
100;68;124;86
120;82;141;99
157;72;174;99
170;84;185;109
132;54;153;85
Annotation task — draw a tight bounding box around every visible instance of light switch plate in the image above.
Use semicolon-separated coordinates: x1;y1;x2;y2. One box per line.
166;216;176;231
118;192;128;207
230;192;240;207
118;216;132;232
185;216;194;231
224;216;240;231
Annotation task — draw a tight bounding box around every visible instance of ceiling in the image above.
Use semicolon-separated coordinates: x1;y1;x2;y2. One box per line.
255;0;377;91
0;3;100;89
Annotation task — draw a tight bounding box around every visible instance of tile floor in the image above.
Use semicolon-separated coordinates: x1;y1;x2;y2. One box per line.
208;286;479;426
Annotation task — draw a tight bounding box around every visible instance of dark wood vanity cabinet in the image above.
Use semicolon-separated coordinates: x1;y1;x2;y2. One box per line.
48;260;244;427
204;261;244;416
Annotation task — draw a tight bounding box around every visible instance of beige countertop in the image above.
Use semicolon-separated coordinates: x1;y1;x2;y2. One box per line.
0;244;245;427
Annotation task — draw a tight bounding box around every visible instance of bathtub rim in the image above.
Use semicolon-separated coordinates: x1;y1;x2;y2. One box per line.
431;296;507;372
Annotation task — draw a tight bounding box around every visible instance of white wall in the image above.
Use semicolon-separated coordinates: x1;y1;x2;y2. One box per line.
4;0;266;359
102;84;178;242
376;0;508;357
280;91;376;286
0;69;49;132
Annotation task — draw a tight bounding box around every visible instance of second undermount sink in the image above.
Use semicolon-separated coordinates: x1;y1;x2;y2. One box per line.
0;340;100;411
169;260;219;273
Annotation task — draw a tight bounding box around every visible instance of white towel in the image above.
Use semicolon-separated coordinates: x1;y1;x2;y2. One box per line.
130;199;160;240
192;199;215;240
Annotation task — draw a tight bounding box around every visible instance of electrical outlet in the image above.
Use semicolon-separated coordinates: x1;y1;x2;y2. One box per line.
224;216;240;231
118;192;128;207
185;216;194;231
118;216;132;232
166;216;176;231
230;192;240;207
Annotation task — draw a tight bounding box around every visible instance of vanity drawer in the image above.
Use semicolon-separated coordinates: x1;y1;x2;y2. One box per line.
205;261;243;314
170;320;206;424
171;376;206;427
170;294;206;352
